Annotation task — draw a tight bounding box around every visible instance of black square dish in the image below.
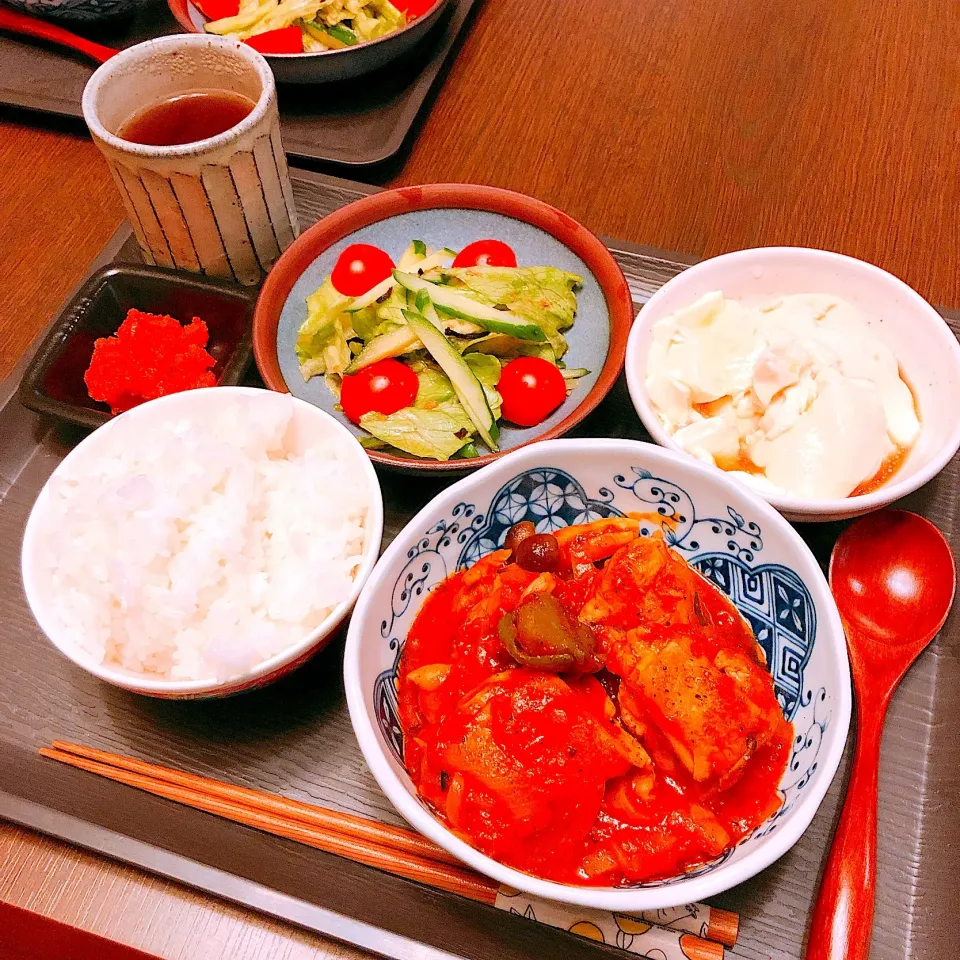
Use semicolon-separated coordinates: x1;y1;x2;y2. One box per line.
19;264;257;430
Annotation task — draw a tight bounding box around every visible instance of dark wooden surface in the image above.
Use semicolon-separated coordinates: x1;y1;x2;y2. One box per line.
0;0;478;166
0;172;958;960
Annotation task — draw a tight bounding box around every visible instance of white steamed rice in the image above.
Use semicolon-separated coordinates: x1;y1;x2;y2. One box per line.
36;397;370;682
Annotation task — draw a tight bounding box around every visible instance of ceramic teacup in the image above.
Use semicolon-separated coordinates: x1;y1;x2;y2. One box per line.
82;34;299;285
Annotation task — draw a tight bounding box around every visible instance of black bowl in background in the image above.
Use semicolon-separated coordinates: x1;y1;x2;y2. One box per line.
4;0;149;22
18;263;256;430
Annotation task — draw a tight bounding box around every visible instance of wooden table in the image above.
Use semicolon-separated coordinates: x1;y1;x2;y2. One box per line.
2;0;958;954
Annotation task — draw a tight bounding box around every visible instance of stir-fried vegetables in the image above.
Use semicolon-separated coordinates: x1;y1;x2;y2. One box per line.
294;238;589;461
199;0;415;54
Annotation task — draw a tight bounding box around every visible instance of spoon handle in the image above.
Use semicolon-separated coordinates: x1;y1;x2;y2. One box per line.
0;7;117;64
804;698;887;960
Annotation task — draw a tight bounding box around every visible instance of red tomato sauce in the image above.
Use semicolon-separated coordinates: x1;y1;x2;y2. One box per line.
397;530;793;886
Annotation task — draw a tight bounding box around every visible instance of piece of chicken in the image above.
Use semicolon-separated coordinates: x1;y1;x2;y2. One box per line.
580;534;783;788
552;518;641;573
432;669;649;850
626;633;783;785
579;534;703;634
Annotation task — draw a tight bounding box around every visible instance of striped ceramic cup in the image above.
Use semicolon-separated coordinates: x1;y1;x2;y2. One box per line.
82;35;299;286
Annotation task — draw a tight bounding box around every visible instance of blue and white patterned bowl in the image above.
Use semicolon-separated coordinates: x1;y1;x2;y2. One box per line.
345;439;851;910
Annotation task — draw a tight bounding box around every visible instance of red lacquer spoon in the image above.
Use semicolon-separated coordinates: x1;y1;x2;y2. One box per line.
0;6;117;63
806;510;955;960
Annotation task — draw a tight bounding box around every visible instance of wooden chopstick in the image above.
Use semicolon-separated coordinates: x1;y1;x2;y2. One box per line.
42;743;737;954
40;746;498;903
49;739;463;868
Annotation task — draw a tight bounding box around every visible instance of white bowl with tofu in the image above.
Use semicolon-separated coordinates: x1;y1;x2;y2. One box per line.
625;247;960;521
345;438;850;910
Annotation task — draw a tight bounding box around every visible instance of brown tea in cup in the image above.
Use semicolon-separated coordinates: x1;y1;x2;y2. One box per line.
117;91;256;147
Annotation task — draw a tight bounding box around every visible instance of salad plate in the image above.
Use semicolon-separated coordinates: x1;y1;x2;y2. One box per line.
253;184;633;473
0;0;478;165
167;0;450;84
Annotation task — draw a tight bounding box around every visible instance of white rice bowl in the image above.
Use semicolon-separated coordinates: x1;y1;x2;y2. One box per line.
21;387;383;697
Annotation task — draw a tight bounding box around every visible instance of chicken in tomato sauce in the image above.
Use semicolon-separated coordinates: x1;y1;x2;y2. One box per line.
397;518;793;886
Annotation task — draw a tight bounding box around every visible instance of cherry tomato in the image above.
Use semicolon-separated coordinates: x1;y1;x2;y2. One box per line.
194;0;239;18
330;244;395;297
497;357;566;427
395;0;436;16
340;359;419;424
243;26;304;54
452;239;518;269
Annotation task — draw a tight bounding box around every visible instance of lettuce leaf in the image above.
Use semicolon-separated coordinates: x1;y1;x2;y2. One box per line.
351;284;412;343
462;332;557;364
296;279;354;379
404;358;473;431
355;348;478;461
368;0;405;24
409;357;454;405
439;266;581;360
360;408;470;461
463;353;502;418
349;304;383;342
208;0;321;38
203;0;276;35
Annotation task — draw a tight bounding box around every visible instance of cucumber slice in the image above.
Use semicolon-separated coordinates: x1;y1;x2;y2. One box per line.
415;293;482;340
462;333;556;363
561;367;590;379
345;285;460;373
344;277;392;313
345;326;419;374
414;288;431;313
302;21;341;48
412;248;456;276
393;271;546;342
402;309;500;452
454;441;481;459
438;317;486;337
397;241;423;272
346;249;456;314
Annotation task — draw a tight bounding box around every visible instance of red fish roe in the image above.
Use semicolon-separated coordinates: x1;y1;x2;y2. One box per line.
84;309;218;415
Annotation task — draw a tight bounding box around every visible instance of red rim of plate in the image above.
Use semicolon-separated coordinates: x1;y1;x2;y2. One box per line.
166;0;446;58
253;183;634;472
